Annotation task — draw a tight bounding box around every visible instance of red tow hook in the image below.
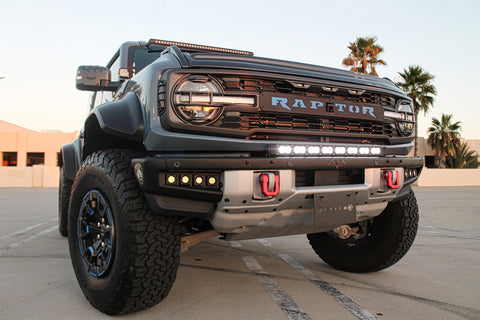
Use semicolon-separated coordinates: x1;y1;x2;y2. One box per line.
259;173;280;197
384;170;400;189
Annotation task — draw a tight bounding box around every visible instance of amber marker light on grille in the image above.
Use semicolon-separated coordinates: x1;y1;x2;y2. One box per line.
321;86;338;92
181;175;190;184
195;176;204;185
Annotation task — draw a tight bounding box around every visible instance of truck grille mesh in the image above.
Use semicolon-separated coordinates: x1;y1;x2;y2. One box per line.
221;112;396;137
164;73;403;144
217;75;399;142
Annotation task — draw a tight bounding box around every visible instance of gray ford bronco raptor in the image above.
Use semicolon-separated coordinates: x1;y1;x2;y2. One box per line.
59;39;422;314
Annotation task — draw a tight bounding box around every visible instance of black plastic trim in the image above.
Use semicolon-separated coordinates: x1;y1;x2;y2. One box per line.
161;45;190;68
133;155;423;172
90;92;144;142
145;194;215;218
61;138;83;181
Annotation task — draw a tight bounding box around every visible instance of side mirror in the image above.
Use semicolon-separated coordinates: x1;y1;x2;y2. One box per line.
76;66;120;92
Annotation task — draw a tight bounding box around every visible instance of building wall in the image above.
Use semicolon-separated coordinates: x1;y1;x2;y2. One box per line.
0;121;77;187
0;120;77;168
417;168;480;187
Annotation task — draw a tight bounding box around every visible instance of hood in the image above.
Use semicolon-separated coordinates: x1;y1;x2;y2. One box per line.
184;52;405;96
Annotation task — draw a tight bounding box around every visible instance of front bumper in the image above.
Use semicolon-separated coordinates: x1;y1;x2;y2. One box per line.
132;155;422;226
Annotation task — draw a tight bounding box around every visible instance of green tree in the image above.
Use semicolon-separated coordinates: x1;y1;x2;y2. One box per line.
444;141;479;168
427;114;462;164
397;65;437;156
342;36;386;76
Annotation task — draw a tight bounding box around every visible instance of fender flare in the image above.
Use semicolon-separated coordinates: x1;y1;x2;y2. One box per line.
61;138;83;181
86;92;144;143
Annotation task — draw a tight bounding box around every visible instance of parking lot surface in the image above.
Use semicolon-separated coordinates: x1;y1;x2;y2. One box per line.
1;187;479;319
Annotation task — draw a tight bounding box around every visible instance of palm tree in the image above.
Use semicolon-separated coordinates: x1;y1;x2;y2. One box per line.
444;141;479;168
342;36;386;76
427;114;462;164
397;65;437;156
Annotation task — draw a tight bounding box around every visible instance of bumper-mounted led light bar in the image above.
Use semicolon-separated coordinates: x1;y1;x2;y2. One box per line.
272;144;383;157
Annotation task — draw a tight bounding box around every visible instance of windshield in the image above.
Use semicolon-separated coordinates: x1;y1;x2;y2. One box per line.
129;47;163;74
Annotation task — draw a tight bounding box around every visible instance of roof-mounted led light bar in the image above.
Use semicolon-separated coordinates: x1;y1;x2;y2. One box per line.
272;144;383;157
148;39;254;56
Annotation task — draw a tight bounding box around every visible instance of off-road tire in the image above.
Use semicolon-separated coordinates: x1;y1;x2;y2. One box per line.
68;150;180;315
58;167;72;237
307;189;418;273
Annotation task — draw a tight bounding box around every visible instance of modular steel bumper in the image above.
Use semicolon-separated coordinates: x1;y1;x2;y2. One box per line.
132;156;422;233
211;166;416;240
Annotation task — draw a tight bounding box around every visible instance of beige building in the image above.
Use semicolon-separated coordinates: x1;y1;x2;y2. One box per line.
0;120;77;187
0;120;77;167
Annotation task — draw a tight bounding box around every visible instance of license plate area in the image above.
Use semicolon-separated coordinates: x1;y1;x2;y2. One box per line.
314;191;358;226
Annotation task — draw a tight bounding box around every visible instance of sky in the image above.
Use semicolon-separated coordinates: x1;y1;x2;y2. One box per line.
1;0;479;139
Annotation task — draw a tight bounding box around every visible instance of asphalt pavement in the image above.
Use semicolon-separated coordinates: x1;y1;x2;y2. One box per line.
0;187;479;320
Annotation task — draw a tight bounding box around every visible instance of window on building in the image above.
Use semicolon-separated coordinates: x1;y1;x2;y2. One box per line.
425;155;440;168
2;152;17;166
26;153;45;166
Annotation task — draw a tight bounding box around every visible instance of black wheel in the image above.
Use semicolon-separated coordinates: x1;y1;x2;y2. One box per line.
307;189;418;273
59;167;72;237
68;150;180;315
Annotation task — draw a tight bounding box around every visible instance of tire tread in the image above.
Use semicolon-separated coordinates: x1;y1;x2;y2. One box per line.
69;150;180;315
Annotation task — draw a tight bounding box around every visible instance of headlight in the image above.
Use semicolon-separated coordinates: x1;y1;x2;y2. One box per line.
172;75;256;125
396;100;415;136
173;76;224;125
384;100;415;136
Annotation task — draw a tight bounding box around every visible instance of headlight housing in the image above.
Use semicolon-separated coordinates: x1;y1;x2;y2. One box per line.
396;100;415;136
173;76;224;125
384;100;415;136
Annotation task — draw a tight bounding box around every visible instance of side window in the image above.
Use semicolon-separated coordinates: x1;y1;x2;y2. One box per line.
93;92;103;108
109;56;120;82
92;91;115;108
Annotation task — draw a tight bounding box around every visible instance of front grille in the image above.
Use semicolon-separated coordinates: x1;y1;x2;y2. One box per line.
214;75;400;143
165;73;404;144
220;112;396;138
